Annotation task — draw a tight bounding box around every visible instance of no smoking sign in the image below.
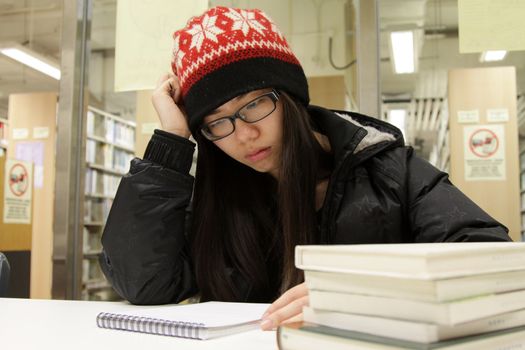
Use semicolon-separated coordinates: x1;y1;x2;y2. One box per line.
3;158;32;224
8;163;29;196
463;124;505;181
468;128;499;158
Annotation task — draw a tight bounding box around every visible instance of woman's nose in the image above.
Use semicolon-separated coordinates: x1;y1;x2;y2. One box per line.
233;119;260;142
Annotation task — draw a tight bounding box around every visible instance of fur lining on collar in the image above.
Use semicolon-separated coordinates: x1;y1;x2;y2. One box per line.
335;112;396;154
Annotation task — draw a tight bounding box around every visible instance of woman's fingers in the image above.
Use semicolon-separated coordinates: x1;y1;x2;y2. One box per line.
260;295;309;330
155;73;183;104
170;75;183;104
264;282;308;316
281;313;304;325
151;73;190;138
156;72;171;88
260;282;309;331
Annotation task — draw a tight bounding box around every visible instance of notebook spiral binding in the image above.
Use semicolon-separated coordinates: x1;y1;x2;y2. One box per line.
96;312;206;339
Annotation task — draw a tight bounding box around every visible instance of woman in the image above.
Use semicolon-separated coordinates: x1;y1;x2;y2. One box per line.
99;6;510;331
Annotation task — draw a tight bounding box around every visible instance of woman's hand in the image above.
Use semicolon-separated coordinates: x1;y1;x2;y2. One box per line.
151;73;191;138
260;282;309;331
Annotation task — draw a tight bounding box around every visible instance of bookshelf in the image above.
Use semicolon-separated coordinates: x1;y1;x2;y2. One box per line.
426;98;450;172
381;97;449;171
0;117;7;157
82;106;136;301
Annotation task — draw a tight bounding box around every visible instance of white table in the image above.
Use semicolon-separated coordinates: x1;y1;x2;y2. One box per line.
0;298;277;349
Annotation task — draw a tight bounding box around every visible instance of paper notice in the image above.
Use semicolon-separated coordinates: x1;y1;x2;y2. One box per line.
458;110;480;123
33;127;50;139
114;0;208;92
15;141;45;188
458;0;525;53
12;128;29;140
486;109;510;123
463;124;506;181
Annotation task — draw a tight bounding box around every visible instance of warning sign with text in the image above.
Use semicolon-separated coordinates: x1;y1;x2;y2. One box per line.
463;124;505;181
3;159;33;224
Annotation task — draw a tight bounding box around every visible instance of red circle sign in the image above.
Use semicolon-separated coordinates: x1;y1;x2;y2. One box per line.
469;128;499;158
8;163;29;197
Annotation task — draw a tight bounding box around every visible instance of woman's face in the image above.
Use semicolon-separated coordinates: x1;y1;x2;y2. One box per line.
202;88;284;179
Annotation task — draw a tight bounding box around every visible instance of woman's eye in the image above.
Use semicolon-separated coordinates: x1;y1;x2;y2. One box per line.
245;99;260;110
209;119;227;129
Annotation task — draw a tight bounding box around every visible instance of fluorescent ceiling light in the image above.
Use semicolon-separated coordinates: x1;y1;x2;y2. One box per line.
390;31;416;74
0;45;60;80
480;50;507;62
388;109;407;138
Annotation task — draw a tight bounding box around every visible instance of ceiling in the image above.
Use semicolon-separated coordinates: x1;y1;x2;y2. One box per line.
0;0;61;117
0;0;524;121
380;0;525;98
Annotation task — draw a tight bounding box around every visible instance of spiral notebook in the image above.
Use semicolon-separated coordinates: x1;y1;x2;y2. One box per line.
96;301;269;340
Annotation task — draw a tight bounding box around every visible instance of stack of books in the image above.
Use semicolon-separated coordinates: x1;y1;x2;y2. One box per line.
277;242;525;349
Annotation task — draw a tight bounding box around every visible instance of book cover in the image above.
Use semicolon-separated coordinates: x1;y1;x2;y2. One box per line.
308;289;525;325
295;242;525;279
304;269;525;302
303;307;525;343
277;322;525;350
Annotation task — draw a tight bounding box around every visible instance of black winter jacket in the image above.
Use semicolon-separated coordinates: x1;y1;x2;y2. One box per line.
99;106;511;305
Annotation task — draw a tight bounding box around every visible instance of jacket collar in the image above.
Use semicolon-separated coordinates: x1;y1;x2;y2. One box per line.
308;105;405;166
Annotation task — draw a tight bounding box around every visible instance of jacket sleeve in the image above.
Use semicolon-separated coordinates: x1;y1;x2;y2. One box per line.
404;148;512;242
99;129;199;304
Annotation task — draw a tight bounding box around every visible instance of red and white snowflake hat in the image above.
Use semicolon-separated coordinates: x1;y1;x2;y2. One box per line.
171;6;309;134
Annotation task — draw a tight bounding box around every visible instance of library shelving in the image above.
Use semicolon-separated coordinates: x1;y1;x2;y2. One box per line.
381;97;449;172
432;99;450;172
82;106;136;301
0;117;7;157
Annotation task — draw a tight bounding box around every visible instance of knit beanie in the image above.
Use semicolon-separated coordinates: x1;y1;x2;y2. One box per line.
171;6;309;135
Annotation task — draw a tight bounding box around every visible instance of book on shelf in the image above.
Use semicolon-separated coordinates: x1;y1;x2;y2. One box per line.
86;110;95;135
96;301;268;340
86;139;97;163
105;118;115;143
304;269;525;302
85;169;120;197
308;289;525;325
102;144;113;168
84;196;114;224
302;307;525;344
277;322;525;350
114;122;135;148
295;242;525;279
113;149;133;172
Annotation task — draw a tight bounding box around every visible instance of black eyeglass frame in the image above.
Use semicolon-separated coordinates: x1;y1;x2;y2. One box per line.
200;89;280;141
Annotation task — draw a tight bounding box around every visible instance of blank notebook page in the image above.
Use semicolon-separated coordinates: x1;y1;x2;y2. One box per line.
115;301;269;327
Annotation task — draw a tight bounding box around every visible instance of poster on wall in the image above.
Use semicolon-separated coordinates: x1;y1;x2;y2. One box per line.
3;159;33;224
463;124;506;181
15;141;44;188
458;0;525;53
114;0;208;91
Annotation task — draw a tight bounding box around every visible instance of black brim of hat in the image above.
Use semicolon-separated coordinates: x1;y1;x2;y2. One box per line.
184;56;309;135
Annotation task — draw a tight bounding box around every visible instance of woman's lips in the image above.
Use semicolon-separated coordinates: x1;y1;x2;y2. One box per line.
246;147;271;162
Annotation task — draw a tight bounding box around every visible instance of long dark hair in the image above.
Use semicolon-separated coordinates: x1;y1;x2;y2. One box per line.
190;91;330;302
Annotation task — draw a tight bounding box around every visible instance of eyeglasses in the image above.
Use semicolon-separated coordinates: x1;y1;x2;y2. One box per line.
200;90;280;141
